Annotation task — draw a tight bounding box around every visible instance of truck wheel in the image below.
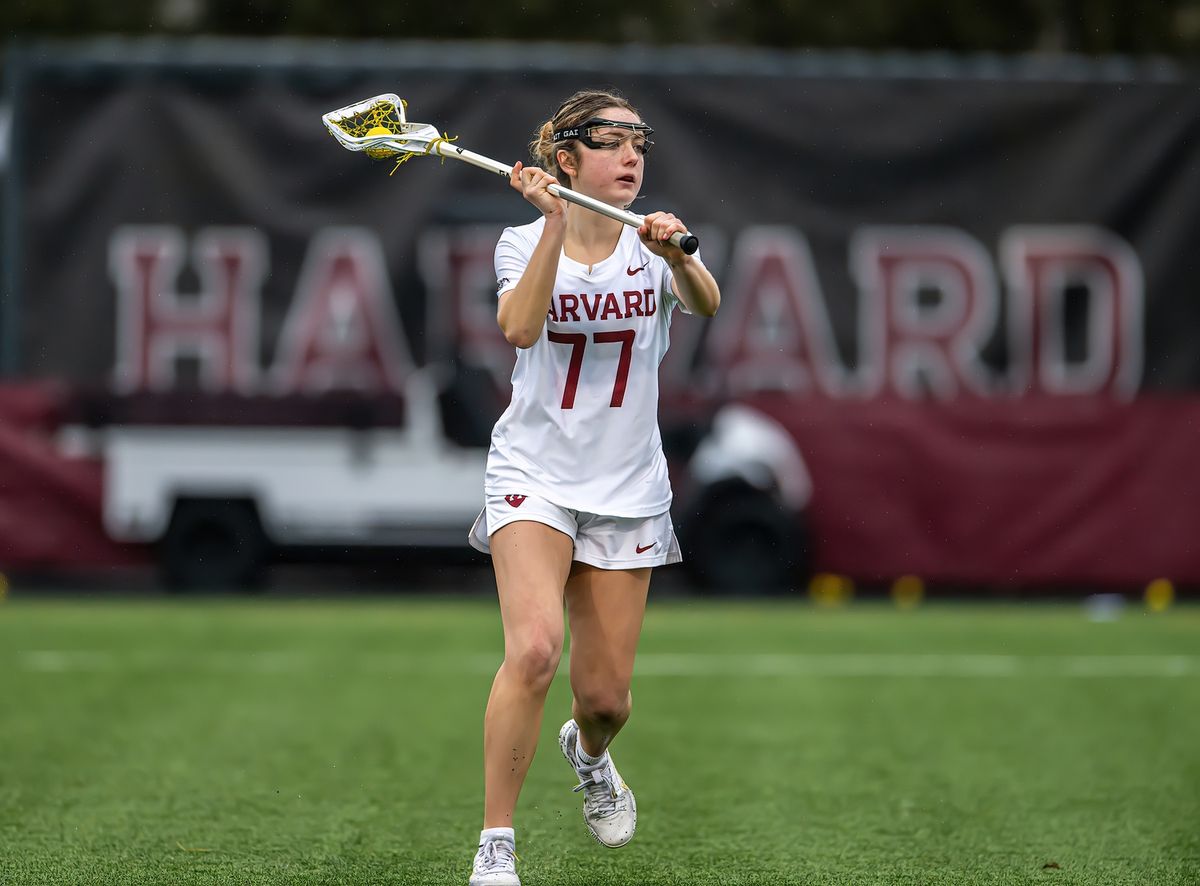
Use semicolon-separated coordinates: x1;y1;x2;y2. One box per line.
160;499;268;591
682;491;808;594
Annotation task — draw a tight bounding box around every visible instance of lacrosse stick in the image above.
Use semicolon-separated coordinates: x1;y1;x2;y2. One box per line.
322;94;699;255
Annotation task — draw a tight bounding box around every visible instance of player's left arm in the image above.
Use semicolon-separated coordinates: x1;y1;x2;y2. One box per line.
638;211;721;317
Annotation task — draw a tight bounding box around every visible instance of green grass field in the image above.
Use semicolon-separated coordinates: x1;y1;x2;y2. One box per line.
1;595;1197;885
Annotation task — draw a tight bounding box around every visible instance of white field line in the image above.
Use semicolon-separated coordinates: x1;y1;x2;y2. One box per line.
631;653;1200;678
12;651;1200;678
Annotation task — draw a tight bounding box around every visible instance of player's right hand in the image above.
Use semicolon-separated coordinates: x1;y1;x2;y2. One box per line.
511;162;565;219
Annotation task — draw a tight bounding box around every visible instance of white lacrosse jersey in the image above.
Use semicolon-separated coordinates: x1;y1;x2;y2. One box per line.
487;217;699;517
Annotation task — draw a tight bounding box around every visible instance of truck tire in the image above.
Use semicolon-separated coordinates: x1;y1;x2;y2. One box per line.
160;499;269;591
681;488;809;594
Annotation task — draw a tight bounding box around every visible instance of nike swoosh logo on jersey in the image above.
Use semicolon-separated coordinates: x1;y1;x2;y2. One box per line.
626;264;648;276
635;542;657;554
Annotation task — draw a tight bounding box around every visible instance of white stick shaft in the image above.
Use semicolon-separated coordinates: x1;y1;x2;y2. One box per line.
431;141;698;254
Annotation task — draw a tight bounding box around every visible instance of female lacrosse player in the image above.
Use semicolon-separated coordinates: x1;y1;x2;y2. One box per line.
465;89;720;886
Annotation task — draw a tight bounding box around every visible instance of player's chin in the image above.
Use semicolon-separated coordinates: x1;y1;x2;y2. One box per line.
613;180;640;199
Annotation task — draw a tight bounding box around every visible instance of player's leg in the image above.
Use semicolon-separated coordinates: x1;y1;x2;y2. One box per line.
565;563;651;756
482;519;574;829
471;518;573;886
557;562;651;848
565;506;676;755
553;507;677;849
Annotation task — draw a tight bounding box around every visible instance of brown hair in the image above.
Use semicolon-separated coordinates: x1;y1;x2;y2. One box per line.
529;89;643;186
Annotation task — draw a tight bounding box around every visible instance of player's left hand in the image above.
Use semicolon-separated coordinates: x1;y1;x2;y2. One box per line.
638;211;689;263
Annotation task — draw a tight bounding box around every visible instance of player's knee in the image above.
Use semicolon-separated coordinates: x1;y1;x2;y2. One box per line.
506;635;562;690
575;687;631;725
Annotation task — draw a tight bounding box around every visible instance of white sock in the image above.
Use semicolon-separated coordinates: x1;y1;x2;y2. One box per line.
575;734;607;767
479;827;515;847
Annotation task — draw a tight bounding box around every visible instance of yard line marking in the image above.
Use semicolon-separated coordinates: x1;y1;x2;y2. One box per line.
631;653;1200;678
20;650;116;672
13;650;1200;678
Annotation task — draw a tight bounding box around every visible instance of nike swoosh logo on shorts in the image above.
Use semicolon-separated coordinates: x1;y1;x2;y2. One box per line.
635;542;656;554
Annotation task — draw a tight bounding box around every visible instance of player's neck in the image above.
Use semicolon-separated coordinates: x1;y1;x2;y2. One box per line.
563;208;623;271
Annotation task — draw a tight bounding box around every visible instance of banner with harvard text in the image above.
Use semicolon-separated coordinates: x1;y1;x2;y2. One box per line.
6;41;1200;585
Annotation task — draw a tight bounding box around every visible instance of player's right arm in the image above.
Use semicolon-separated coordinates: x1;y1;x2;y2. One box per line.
497;162;566;349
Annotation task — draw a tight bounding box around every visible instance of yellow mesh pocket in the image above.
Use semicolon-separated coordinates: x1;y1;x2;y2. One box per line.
331;99;406;158
324;95;459;172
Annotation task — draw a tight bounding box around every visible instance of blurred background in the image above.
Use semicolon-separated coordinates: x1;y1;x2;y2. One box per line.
3;6;1199;886
1;1;1198;600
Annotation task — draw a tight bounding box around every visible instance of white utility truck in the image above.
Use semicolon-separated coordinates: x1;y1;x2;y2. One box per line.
68;371;486;588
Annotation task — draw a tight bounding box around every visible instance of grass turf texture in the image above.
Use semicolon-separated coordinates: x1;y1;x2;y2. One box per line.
1;597;1197;885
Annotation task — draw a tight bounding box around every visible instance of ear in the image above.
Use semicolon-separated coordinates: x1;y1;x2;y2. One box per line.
556;147;577;178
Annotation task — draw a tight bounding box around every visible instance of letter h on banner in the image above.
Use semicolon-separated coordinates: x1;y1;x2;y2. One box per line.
110;226;265;393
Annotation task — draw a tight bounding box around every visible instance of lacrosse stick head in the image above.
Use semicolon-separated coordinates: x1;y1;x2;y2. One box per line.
322;93;444;161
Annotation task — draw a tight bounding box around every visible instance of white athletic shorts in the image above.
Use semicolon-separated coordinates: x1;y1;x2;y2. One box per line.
468;493;682;570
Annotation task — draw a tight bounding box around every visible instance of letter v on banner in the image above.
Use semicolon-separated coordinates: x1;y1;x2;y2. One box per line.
272;228;413;393
703;227;848;395
110;226;265;393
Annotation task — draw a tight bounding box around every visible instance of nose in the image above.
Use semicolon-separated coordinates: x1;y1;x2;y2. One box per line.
619;140;640;163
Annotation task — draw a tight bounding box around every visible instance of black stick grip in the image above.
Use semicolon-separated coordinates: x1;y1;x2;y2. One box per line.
670;231;700;255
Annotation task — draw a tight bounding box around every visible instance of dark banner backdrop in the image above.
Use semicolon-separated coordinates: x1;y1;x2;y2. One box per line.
5;41;1200;584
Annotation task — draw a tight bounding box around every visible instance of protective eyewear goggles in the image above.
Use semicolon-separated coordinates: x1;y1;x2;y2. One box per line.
552;118;655;155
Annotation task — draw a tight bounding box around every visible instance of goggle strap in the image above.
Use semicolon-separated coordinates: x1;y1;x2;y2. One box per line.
552;118;654;144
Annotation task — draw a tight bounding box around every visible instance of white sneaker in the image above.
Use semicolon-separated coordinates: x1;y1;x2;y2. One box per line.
468;837;520;886
558;719;637;848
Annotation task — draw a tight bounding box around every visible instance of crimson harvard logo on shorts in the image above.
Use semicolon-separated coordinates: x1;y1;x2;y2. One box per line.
504;494;528;508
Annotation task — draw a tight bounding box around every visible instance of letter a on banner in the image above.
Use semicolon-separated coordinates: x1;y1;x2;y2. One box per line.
272;228;413;393
703;227;848;395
